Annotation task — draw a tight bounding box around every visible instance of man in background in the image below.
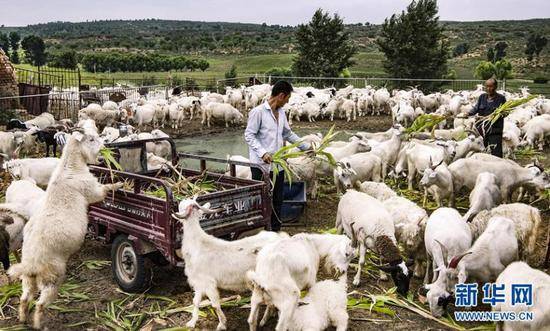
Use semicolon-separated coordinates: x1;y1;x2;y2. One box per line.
466;77;507;157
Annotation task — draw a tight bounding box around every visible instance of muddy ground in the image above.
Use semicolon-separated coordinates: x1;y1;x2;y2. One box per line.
0;115;548;331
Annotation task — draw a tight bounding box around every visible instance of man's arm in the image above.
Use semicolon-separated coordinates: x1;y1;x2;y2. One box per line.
244;109;268;158
282;113;310;151
468;96;481;116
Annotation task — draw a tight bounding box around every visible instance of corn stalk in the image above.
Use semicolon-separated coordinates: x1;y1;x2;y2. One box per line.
271;125;339;187
406;114;447;137
100;147;123;182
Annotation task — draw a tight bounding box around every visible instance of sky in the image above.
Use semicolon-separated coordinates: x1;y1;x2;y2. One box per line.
0;0;548;27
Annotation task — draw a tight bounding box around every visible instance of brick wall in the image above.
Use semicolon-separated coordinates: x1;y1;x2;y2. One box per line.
0;48;19;108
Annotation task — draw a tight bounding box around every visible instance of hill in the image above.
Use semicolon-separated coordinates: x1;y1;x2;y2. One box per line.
1;19;549;79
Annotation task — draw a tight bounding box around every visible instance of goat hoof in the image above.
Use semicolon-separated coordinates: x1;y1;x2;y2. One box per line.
186;320;197;329
352;278;360;286
216;323;227;331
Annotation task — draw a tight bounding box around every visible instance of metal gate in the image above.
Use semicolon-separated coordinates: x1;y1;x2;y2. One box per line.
17;83;51;116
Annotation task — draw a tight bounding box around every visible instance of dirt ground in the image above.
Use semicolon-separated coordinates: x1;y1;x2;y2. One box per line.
0;115;548;331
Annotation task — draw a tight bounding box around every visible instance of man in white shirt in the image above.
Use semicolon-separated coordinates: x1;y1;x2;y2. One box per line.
244;81;310;231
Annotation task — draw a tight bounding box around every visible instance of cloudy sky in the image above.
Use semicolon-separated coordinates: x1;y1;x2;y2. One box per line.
1;0;548;26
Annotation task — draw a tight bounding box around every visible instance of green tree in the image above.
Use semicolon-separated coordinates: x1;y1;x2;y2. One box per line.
494;59;513;80
197;59;210;71
474;59;513;80
8;32;20;64
474;61;496;80
0;32;9;56
487;47;495;63
525;33;548;61
48;50;78;69
494;41;508;62
376;0;449;88
21;35;47;66
292;9;356;83
224;64;238;87
452;43;469;57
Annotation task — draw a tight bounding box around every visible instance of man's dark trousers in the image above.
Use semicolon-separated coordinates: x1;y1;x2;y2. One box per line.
484;134;503;158
251;167;284;232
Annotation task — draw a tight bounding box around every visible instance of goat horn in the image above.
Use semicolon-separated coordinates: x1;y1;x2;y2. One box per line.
433;239;449;268
172;212;186;220
448;252;472;269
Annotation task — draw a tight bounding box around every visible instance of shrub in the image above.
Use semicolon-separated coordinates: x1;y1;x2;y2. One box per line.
265;67;292;77
0;109;18;126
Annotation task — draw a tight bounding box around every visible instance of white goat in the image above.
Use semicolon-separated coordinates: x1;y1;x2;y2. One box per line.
493;262;550;331
462;172;501;222
288;277;349;331
422;207;472;317
382;196;428;278
336;190;412;294
247;233;354;331
172;198;287;330
7;131;123;329
445;216;518;293
3;157;59;187
469;203;541;262
357;181;397;201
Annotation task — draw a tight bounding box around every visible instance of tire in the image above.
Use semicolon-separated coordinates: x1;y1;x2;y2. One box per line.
111;235;151;293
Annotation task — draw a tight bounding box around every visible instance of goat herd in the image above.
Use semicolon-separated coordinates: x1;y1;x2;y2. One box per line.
0;82;549;330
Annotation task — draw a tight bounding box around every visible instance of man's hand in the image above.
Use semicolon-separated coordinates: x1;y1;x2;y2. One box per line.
262;153;273;164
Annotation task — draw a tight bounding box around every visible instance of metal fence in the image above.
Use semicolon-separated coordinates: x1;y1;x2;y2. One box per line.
16;67;81;89
0;85;173;122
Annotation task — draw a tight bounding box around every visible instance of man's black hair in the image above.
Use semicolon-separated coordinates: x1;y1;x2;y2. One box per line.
271;80;293;97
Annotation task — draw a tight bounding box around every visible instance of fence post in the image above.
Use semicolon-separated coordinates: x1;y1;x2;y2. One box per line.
38;65;42;87
503;78;507;92
78;68;82;90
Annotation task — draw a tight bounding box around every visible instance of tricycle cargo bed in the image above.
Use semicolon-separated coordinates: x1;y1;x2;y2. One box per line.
87;138;271;272
89;166;270;265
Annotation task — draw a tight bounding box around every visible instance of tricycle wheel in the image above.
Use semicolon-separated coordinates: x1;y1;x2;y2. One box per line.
111;235;151;293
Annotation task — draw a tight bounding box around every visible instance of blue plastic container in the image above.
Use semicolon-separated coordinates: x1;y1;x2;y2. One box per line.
280;181;307;223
